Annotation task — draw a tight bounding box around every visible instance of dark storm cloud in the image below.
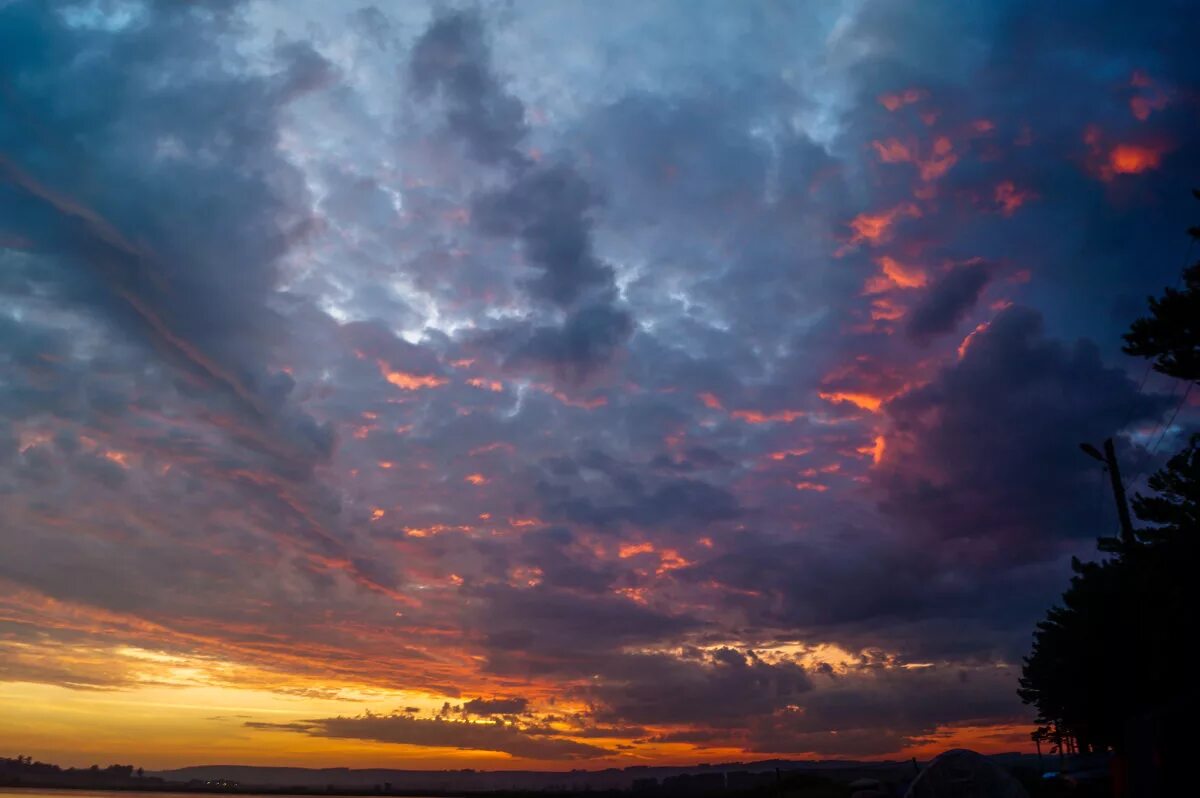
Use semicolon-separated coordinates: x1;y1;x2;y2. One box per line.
839;0;1200;347
463;696;529;716
0;1;334;473
473;165;617;307
533;452;741;529
408;10;528;167
743;664;1024;756
882;305;1170;552
673;308;1172;661
507;304;633;380
906;261;993;342
0;1;428;687
472;582;700;677
586;648;812;727
682;533;1052;663
251;713;608;760
638;663;1025;757
408;9;632;379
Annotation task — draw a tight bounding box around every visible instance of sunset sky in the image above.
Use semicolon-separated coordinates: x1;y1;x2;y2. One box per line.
1;0;1198;771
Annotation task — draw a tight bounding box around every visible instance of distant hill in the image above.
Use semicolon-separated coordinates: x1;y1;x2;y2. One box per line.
149;757;1035;792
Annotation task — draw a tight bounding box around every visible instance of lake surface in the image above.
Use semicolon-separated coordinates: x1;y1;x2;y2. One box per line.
0;791;442;798
2;792;250;798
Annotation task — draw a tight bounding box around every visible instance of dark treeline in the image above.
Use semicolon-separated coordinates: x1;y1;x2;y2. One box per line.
2;754;146;785
0;754;875;798
1019;194;1200;795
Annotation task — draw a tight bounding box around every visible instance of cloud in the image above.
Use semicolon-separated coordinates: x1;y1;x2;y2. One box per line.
534;453;741;530
473;165;617;307
252;713;608;760
463;697;529;716
3;0;1199;765
743;663;1024;756
586;648;812;727
882;306;1170;554
409;10;528;167
906;261;993;342
409;9;632;380
474;581;700;677
0;2;334;474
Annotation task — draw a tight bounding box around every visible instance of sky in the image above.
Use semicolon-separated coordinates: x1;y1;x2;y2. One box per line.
1;0;1198;771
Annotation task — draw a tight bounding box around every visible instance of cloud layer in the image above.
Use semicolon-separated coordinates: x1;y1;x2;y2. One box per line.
1;0;1197;766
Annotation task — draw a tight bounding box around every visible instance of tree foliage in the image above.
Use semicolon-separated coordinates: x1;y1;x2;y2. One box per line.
1122;195;1200;383
1017;474;1199;752
1020;202;1200;754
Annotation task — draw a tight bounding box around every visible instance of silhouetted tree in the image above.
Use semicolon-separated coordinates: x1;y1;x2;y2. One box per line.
1132;434;1200;543
1021;203;1200;757
1018;512;1198;751
1123;193;1200;383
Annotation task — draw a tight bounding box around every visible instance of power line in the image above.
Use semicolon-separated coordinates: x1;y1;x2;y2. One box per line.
1147;382;1194;458
1116;235;1196;490
1101;224;1197;541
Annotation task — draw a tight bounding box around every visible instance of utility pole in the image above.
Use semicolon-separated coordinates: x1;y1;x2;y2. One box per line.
1080;437;1136;547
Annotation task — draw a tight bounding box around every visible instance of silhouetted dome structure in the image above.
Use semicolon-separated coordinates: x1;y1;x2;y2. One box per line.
903;749;1029;798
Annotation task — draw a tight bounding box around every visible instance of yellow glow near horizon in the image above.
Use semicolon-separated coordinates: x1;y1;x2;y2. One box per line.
0;639;1035;769
0;680;503;770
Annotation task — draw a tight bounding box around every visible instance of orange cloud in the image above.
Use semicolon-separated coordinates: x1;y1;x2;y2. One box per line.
378;360;448;390
103;450;131;467
467;378;504;392
1108;144;1163;175
469;441;515;456
879;255;927;288
1130;95;1168;121
536;385;608;409
768;448;813;461
878;88;928;111
870;136;956;183
957;321;990;359
1083;126;1169;181
1129;71;1169;121
619;542;655;558
402;524;471;538
871;138;913;163
993;181;1033;216
818;391;883;413
865;255;927;295
655;548;691;575
868;298;904;327
698;392;724;410
731;408;806;424
464;473;488;485
845;203;922;247
856;435;887;465
918;136;957;181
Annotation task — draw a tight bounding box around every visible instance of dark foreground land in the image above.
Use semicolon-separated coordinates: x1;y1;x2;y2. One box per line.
2;754;1105;798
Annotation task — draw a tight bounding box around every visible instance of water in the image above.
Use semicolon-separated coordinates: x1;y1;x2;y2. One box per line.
2;792;237;798
0;791;380;798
